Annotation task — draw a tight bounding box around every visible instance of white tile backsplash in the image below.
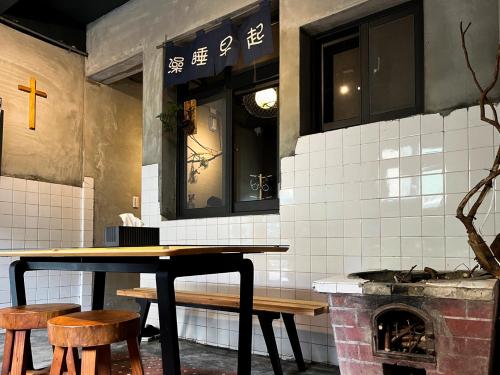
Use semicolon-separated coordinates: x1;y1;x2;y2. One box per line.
140;104;498;367
0;177;94;316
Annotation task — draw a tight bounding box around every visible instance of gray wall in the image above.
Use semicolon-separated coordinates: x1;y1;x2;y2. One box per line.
0;23;84;186
83;78;143;309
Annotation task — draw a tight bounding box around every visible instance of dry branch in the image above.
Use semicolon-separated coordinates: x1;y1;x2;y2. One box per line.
457;22;500;276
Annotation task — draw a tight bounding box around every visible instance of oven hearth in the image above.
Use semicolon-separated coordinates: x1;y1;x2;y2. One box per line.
314;272;499;375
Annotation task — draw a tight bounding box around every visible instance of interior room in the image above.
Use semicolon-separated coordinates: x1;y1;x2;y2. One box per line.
1;1;500;375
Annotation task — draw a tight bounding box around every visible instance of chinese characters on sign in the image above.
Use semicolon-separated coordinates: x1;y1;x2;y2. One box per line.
164;1;273;86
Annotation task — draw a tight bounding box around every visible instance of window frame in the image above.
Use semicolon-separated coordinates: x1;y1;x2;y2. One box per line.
176;61;279;219
312;0;423;132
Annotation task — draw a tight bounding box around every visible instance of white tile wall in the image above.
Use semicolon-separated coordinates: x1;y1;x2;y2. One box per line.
0;176;95;318
140;104;499;366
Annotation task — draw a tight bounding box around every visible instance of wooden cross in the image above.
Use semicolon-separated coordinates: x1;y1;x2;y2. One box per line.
18;77;47;130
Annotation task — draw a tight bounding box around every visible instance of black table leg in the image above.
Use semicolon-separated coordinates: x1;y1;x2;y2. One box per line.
9;260;27;306
156;270;181;375
237;258;254;375
92;272;106;310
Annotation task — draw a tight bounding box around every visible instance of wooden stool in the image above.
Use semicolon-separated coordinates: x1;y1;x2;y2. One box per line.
0;303;81;375
47;310;143;375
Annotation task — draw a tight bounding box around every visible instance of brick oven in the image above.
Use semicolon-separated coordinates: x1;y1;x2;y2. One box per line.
313;273;499;375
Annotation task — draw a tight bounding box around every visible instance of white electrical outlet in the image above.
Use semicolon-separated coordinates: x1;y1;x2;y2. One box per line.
132;196;140;208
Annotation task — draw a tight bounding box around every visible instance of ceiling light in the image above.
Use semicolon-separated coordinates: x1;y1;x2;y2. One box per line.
255;88;277;109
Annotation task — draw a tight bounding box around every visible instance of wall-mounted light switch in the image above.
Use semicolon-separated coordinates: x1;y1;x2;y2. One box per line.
132;196;140;208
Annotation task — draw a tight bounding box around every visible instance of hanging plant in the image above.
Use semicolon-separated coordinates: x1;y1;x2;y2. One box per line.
156;102;182;131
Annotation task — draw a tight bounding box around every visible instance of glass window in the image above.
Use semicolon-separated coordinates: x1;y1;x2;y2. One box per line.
323;34;361;125
369;15;415;115
233;86;278;206
184;96;226;211
314;1;422;131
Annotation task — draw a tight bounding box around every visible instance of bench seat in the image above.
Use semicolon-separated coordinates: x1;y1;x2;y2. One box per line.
117;287;328;375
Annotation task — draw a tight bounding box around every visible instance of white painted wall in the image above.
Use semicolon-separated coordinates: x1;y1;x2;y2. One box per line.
0;176;95;317
141;104;499;365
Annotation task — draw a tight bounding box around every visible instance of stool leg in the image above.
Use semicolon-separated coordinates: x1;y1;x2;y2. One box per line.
81;348;97;375
50;346;67;375
96;346;111;375
1;330;14;375
11;331;27;375
127;338;144;375
66;347;79;375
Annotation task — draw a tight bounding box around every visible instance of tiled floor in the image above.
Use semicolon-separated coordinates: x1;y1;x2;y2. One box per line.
0;331;339;375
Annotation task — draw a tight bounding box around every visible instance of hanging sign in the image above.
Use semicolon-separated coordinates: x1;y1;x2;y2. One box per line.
165;42;191;87
210;20;240;75
238;0;273;65
164;0;273;86
189;31;214;80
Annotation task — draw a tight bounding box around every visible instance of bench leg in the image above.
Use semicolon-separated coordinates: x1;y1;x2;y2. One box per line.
282;313;306;371
258;313;283;375
136;298;151;344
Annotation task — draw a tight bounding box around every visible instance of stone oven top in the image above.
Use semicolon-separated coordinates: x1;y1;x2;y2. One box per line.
313;271;498;301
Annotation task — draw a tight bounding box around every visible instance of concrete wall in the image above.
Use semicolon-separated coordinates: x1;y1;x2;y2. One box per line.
0;23;84;186
83;78;143;309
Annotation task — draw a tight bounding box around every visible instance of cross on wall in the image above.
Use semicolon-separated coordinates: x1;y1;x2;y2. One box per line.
18;77;47;130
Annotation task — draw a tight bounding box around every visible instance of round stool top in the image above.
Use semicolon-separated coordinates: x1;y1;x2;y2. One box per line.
47;310;140;347
0;303;81;330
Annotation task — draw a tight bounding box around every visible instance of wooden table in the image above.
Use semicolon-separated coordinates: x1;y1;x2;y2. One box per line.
1;245;288;375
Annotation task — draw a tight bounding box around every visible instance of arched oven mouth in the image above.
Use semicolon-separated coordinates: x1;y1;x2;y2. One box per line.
372;303;436;363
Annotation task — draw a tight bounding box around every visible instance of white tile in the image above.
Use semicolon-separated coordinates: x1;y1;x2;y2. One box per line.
445;172;469;194
422;174;444;195
468;125;493;149
343;126;360;146
380;139;399;160
380;159;399;179
309;133;325;151
380;198;399;217
380;120;399;140
421;132;443;154
325;130;342;149
361;142;379;162
444;128;468;152
400;176;420;197
380;179;400;198
444;108;467;131
343;145;360;165
381;217;400;237
400;156;420;177
422;195;444;215
361;123;379;144
422;216;445;237
444;150;468;172
400;136;420;157
421;153;443;175
401;217;421;236
469;147;494;171
400;115;420;137
421;113;443;134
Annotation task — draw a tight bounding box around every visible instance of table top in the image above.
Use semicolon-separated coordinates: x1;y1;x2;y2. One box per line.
0;245;288;258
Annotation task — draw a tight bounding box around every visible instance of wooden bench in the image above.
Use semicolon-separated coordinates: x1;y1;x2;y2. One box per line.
117;288;328;375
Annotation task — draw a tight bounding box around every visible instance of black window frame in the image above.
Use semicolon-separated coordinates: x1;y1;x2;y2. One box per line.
311;0;423;132
176;61;279;219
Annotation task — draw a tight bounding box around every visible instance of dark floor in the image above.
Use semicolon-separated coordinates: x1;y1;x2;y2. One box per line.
0;331;340;375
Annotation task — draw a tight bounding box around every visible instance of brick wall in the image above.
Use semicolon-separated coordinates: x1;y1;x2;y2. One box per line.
329;293;497;375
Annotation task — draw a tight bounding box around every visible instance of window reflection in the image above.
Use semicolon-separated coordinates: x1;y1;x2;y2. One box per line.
233;86;278;203
185;97;225;209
